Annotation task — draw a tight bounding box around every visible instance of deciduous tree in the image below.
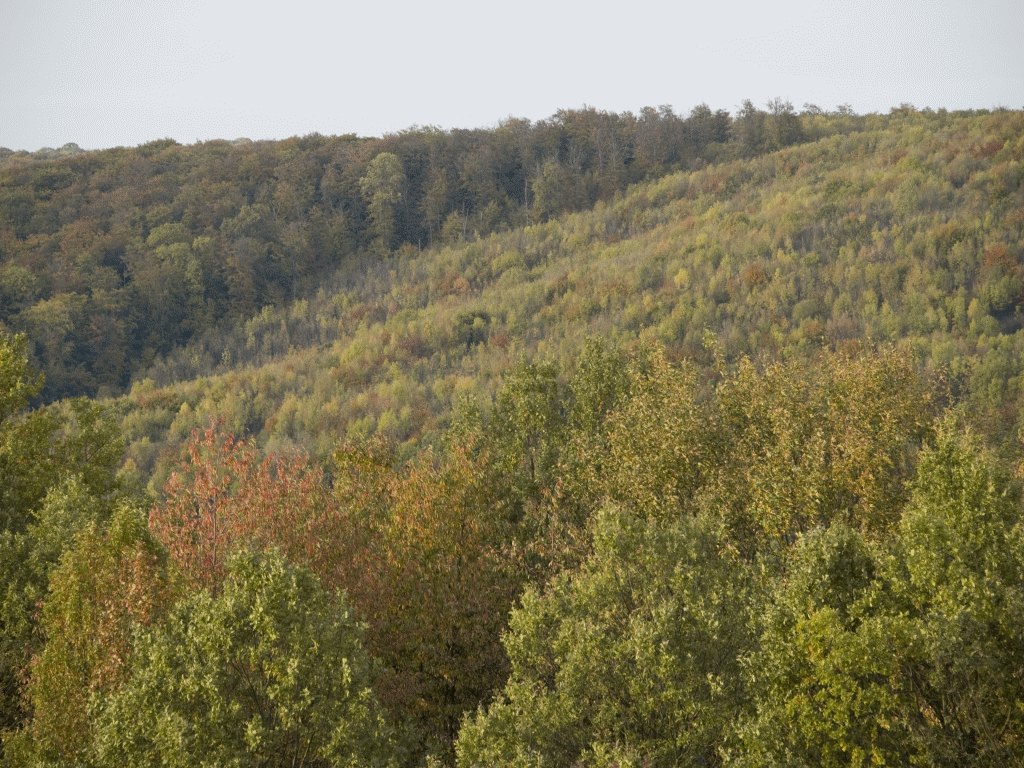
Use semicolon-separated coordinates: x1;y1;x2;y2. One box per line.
92;550;401;767
3;503;172;766
149;425;338;589
457;507;753;767
360;152;406;252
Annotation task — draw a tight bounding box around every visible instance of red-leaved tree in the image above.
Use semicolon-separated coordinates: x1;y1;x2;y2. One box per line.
149;425;342;589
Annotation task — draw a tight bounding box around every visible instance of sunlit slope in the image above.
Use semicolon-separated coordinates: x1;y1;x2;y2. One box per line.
116;109;1024;488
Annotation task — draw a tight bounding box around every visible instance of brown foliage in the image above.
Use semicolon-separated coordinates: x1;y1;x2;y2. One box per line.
151;425;523;757
334;438;524;755
150;424;340;589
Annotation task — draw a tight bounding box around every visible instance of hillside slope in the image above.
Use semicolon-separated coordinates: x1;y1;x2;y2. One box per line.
3;106;1024;765
2;102;816;401
111;108;1024;489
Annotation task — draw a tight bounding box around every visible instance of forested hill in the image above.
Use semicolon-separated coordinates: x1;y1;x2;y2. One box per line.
1;100;812;401
105;107;1024;489
2;105;1024;767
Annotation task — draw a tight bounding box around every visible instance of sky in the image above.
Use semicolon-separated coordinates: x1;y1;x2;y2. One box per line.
1;0;1022;151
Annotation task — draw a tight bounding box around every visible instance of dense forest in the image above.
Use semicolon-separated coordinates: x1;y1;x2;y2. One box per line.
1;103;1023;766
1;101;792;401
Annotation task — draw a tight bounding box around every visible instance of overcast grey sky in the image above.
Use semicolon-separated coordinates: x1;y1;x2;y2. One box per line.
1;0;1021;151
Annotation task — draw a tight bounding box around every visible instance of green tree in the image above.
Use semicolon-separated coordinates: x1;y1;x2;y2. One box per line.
3;502;173;766
0;333;41;439
486;359;566;509
583;347;708;521
731;423;1024;767
360;152;406;252
125;228;208;354
699;350;934;550
0;265;38;323
732;100;767;155
0;477;107;744
457;507;753;767
729;523;912;767
892;423;1024;764
765;98;806;149
0;332;126;741
530;159;579;221
92;549;401;767
1;332;123;534
544;339;632;563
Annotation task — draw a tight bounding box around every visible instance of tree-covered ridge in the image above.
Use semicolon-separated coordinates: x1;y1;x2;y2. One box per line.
2;103;1024;766
108;107;1024;491
1;101;815;401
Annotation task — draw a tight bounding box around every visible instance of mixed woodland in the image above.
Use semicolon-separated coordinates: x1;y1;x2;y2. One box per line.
1;101;1023;766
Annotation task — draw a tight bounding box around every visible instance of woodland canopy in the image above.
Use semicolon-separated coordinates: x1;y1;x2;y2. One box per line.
1;102;1023;765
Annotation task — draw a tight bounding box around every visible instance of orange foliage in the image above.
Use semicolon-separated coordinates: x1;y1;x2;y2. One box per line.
150;425;521;754
333;439;523;752
150;424;341;589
